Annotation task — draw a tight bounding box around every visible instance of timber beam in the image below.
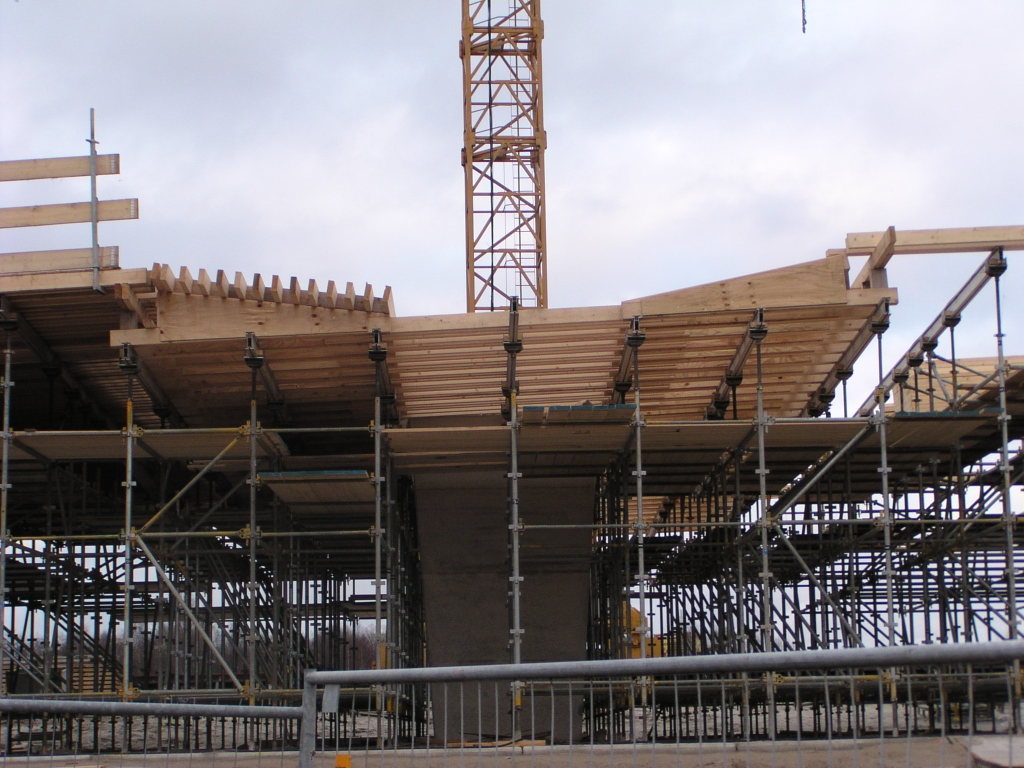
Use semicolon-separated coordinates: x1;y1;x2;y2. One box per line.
853;248;1007;417
846;225;1024;256
706;308;764;420
245;332;291;425
802;300;891;418
851;226;895;290
134;355;185;428
610;318;644;405
113;283;156;330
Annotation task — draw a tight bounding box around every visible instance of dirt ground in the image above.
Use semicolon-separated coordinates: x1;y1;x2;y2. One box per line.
0;736;991;768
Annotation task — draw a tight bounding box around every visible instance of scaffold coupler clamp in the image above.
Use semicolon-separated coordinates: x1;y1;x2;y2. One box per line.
510;679;524;709
117;684;139;701
240;525;261;543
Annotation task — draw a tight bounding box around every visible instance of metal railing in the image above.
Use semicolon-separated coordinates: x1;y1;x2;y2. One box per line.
2;641;1023;767
303;641;1024;767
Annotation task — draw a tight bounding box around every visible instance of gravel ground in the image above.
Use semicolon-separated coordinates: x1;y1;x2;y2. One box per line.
0;735;980;768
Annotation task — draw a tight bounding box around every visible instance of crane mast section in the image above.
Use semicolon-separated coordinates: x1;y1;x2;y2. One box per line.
461;0;548;312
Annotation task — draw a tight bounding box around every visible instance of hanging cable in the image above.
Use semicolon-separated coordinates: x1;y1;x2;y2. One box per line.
802;0;807;33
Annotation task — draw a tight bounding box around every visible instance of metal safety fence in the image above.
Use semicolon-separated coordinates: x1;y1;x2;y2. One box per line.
2;642;1024;767
304;641;1024;767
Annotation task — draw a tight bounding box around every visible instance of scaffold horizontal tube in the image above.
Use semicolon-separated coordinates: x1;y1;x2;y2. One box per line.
305;640;1024;686
0;698;303;720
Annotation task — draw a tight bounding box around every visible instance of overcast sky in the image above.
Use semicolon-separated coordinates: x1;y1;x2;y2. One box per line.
1;1;1022;404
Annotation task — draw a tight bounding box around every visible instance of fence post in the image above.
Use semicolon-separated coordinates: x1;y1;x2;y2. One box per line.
299;672;317;768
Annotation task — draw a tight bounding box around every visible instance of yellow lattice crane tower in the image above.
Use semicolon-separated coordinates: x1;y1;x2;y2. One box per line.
461;0;547;312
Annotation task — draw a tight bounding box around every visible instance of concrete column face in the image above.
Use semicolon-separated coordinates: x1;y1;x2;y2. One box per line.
415;472;594;741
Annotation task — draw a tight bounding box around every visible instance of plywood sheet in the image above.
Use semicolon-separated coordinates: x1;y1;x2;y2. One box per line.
870;414;991;450
521;404;635;425
385;427;509;454
261;470;374;504
13;429;286;461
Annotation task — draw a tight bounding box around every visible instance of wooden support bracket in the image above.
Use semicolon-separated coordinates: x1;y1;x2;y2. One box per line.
852;226;896;289
113;284;156;330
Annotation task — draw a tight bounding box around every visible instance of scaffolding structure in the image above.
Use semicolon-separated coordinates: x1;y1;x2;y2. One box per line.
0;149;1023;750
583;249;1024;741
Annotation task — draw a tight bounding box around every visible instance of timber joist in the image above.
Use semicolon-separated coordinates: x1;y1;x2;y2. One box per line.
148;263;394;315
0;223;1016;467
2;236;900;431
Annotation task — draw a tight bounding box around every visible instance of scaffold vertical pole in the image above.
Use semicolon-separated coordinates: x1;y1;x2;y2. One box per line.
990;252;1020;728
0;327;12;697
373;394;384;747
244;338;263;707
875;331;896;649
87;108;101;294
868;303;899;742
502;298;524;739
627;316;649;739
751;310;775;741
385;451;396;741
118;343;138;750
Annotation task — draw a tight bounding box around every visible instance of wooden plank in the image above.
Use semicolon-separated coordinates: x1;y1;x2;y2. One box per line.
213;270;230;298
268;275;284;303
320;280;338;309
340;282;356;310
150;263;176;293
230;272;247;300
0;267;149;294
177;267;194;295
846;225;1024;255
851;226;895;289
113;292;381;344
306;279;320;307
0;247;118;275
0;199;138;229
248;273;266;302
0;154;119;182
193;269;212;296
624;253;857;316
